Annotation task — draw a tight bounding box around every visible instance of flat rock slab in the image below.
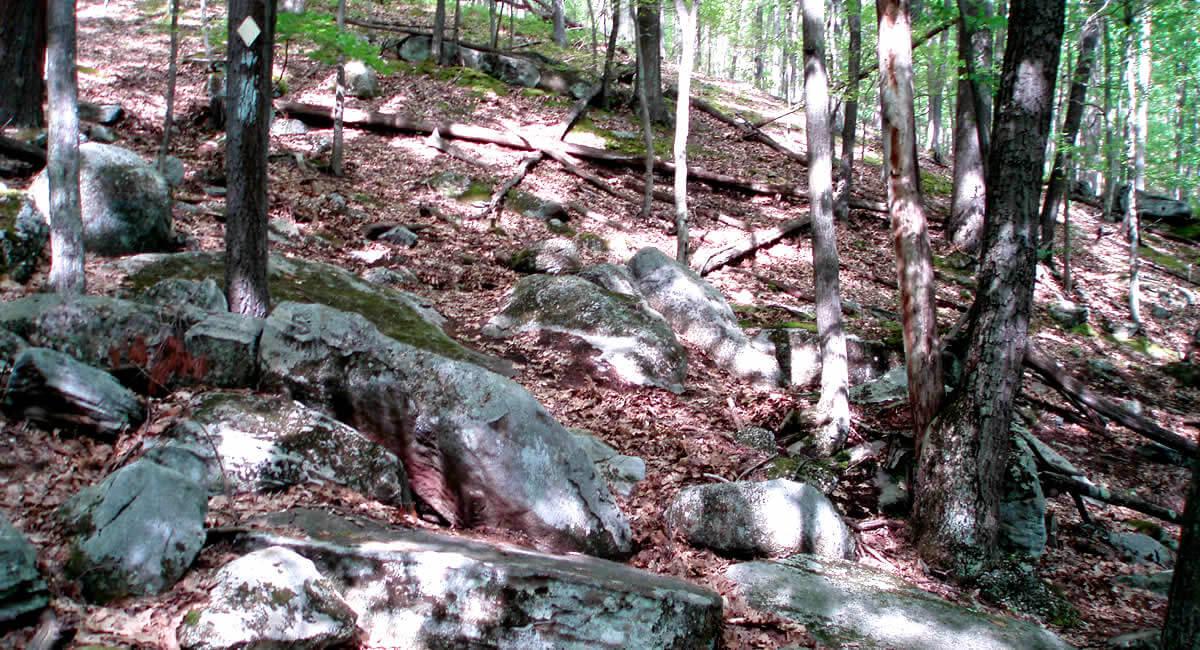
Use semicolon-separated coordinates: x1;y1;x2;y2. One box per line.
727;555;1074;650
178;545;358;650
238;508;722;650
4;347;145;437
0;513;48;624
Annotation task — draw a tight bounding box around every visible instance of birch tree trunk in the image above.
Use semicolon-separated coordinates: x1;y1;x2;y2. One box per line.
876;0;943;451
332;0;346;177
946;0;992;253
673;0;697;263
47;0;85;295
1126;0;1147;327
914;0;1065;579
803;0;851;455
225;0;276;317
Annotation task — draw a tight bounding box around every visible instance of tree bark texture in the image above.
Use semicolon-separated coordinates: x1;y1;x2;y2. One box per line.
914;0;1065;579
46;0;84;295
332;0;346;176
158;0;180;172
636;0;669;123
1127;1;1148;327
835;0;862;220
553;0;567;46
1162;454;1200;649
0;0;47;128
599;0;620;104
803;0;851;454
672;0;696;263
1039;0;1103;263
225;0;276;317
433;0;447;62
631;0;655;219
875;0;943;450
946;0;992;253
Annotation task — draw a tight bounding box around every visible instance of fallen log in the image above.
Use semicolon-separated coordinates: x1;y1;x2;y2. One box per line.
1042;472;1182;524
0;134;47;169
1025;346;1198;456
689;96;812;169
693;215;813;275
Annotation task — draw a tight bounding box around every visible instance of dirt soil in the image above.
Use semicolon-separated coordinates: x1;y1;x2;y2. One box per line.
1;0;1198;647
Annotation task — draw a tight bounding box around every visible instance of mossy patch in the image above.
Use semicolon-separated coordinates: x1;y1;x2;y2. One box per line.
1123;336;1178;361
920;170;953;196
120;252;499;370
182;609;202;626
1069;323;1099;338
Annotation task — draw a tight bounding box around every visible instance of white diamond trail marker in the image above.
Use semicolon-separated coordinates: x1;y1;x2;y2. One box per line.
237;17;261;47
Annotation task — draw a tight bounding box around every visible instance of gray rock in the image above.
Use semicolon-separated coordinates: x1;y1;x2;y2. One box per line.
0;513;48;624
1106;531;1175;567
628;247;782;386
177;546;358;650
258;302;632;558
506;189;569;221
378;225;418;247
1114;570;1173;597
578;263;641;298
145;391;410;505
139;278;228;312
87;124;118;143
849;365;909;404
727;555;1074;650
505;238;581;275
238;508;722;649
665;479;855;559
485;52;541;87
999;435;1047;559
4;347;145;438
1107;629;1162;649
1017;426;1083;476
977;562;1078;626
60;459;207;603
78;101;124;125
30;143;174;255
344;60;379;98
569;429;646;497
271;117;309;136
183;312;264;387
0;329;26;381
733;426;776;452
761;329;902;388
1088;357;1119;378
118;252;510;376
0;190;49;283
362;266;419;286
397;34;432;62
484;274;687;393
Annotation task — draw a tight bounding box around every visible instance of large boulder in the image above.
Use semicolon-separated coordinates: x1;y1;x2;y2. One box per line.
727;555;1074;649
484;274;687;393
258;302;632;558
0;513;48;625
4;347;145;438
236;508;722;649
343;60;379;98
628;247;781;386
503;238;581;275
59;459;207;603
760;328;902;388
177;546;359;650
999;433;1047;558
0;190;48;283
665;479;855;559
30;142;174;255
117;252;510;375
145;391;410;506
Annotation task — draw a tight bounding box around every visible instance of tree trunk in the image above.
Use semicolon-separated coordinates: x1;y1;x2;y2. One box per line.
923;0;950;163
0;0;48;128
46;0;84;295
631;0;655;219
779;3;791;102
586;0;598;70
754;3;765;90
1038;0;1103;265
599;0;621;104
1162;454;1200;649
672;0;696;263
1126;0;1147;327
433;0;447;63
834;0;862;220
914;0;1065;579
875;0;943;451
225;0;276;317
1174;67;1188;201
553;0;567;46
1102;17;1121;222
803;0;851;455
332;0;346;176
157;0;181;174
946;0;992;253
637;0;669;123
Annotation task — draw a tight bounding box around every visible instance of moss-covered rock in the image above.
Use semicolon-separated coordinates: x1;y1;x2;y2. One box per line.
0;190;48;283
978;561;1080;628
117;252;510;375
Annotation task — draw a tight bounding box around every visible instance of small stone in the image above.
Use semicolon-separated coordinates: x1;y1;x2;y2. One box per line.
344;60;379;98
504;238;580;275
140;278;227;312
270;117;308;136
378;225;418;247
1048;299;1088;329
734;426;776;452
362;266;420;286
87;124;118;143
161;156;186;188
78;102;124;125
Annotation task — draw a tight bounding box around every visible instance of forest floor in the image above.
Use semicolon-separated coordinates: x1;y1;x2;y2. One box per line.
2;0;1199;647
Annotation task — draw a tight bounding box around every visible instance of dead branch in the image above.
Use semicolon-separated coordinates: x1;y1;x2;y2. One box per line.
0;134;47;168
690;96;812;168
1024;346;1198;456
1042;471;1182;524
425;128;487;166
693;215;813;275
